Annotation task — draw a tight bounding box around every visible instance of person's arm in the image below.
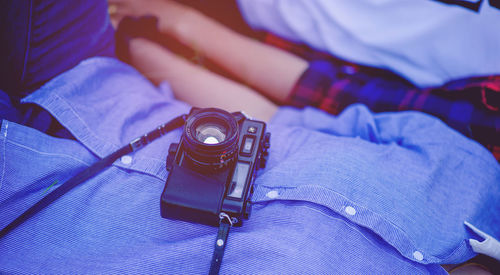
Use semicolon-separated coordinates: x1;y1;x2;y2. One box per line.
109;0;308;103
128;38;278;122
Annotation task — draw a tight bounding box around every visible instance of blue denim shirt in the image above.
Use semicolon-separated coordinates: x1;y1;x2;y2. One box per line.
0;57;498;274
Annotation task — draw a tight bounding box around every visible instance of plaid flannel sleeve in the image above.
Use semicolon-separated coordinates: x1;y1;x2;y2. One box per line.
263;34;500;161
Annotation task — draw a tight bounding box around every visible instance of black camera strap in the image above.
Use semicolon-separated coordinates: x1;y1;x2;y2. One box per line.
0;115;187;239
209;213;235;275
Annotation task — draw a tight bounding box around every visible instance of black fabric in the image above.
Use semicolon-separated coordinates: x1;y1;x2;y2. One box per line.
0;0;115;100
433;0;484;11
115;15;162;63
489;0;500;9
20;104;75;139
0;0;32;96
0;89;22;123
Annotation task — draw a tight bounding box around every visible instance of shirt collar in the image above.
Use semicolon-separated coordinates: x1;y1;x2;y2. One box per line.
22;57;191;181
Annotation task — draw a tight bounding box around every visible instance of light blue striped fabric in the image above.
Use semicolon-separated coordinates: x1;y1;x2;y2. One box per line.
0;57;498;274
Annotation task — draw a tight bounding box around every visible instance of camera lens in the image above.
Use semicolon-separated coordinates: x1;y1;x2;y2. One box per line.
195;123;227;144
183;108;239;170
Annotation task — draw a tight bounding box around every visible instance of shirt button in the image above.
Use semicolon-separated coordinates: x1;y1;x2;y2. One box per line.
266;190;279;199
216;239;224;247
121;155;133;165
413;251;424;261
344;206;356;216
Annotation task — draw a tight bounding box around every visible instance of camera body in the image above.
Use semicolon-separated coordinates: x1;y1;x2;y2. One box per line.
161;108;270;227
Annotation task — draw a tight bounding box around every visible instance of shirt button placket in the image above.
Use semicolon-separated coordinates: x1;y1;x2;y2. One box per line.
266;190;279;199
344;206;356;216
413;251;424;261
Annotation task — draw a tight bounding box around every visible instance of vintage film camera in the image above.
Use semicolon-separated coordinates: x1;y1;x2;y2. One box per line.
161;108;270;227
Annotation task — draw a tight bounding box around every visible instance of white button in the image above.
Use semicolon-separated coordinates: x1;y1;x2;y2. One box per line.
266;190;279;199
345;206;356;216
413;251;424;261
121;155;133;165
217;239;224;247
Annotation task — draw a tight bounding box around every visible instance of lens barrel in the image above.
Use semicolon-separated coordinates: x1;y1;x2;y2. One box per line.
183;108;239;170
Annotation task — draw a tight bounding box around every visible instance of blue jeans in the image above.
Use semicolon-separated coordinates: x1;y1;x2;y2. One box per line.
0;0;115;136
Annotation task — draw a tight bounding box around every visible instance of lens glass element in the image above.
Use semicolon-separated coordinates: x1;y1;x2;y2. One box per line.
195;124;227;145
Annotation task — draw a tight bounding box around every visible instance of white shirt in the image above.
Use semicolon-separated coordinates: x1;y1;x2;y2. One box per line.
237;0;500;87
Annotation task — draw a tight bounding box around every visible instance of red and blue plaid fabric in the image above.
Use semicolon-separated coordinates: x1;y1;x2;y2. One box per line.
262;33;500;161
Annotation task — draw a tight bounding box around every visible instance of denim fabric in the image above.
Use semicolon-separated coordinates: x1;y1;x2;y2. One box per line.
0;58;499;273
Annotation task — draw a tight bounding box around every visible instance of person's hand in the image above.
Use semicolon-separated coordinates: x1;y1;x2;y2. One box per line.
108;0;167;28
107;0;195;33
